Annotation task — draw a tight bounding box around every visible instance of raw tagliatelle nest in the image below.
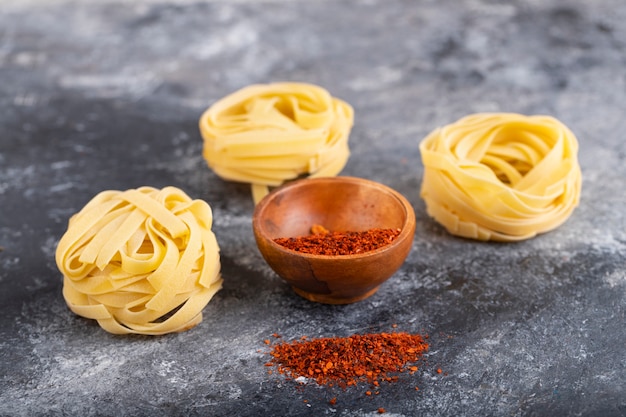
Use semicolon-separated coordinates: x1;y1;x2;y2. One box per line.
55;186;222;335
199;82;354;204
419;113;582;242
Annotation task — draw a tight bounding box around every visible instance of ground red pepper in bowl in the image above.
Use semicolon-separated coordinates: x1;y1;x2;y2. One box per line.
252;177;416;304
273;226;401;256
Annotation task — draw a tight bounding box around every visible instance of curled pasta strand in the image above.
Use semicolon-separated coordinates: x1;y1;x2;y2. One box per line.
419;113;582;242
56;186;222;335
199;82;354;203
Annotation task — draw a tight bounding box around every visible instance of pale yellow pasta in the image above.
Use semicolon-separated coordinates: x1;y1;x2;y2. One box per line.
419;113;582;242
199;82;354;203
55;186;222;335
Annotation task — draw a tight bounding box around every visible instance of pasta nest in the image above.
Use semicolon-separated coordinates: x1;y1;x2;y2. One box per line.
419;113;582;242
55;186;222;335
199;82;354;203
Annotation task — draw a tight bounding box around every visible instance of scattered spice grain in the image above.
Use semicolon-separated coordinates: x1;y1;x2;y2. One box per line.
273;226;401;256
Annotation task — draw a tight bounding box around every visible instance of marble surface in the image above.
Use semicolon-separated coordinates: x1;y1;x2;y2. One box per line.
1;0;625;416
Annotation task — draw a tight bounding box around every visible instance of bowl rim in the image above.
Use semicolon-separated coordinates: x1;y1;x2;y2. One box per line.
252;176;416;260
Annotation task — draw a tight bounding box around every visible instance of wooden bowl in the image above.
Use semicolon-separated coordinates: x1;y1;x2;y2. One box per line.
252;176;416;304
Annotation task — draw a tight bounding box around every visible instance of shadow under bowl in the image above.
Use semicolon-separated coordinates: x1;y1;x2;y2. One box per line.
252;176;416;304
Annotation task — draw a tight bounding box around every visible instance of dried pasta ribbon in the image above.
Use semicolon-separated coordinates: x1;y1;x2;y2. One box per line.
55;186;223;335
419;113;582;242
199;82;354;204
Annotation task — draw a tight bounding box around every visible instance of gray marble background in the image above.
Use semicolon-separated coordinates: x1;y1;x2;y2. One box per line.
1;0;624;416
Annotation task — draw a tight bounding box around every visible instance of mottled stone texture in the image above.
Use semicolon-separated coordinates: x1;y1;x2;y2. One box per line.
1;0;625;416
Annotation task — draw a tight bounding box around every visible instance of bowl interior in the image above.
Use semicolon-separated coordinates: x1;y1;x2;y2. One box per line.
255;177;410;242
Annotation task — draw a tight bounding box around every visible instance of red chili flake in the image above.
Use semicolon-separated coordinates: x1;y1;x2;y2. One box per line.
436;368;442;374
378;407;386;414
329;397;337;406
266;331;429;389
273;227;401;256
310;224;330;235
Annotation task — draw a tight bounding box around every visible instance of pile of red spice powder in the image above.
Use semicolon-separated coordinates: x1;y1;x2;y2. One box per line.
273;227;401;256
264;331;429;389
